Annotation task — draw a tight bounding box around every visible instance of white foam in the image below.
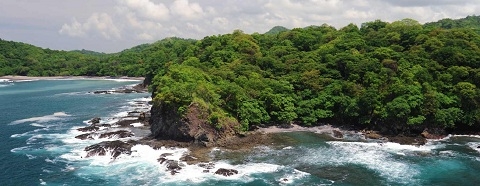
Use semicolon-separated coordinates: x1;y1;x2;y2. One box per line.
113;111;129;118
130;123;144;127
381;142;438;153
278;169;310;184
132;97;152;102
54;91;85;96
11;132;31;138
45;158;57;164
11;146;32;153
62;143;290;184
452;134;480;139
16;79;39;82
27;134;44;144
63;165;76;172
30;123;46;127
10;112;70;125
26;154;37;159
466;142;480;154
39;179;46;185
300;141;424;184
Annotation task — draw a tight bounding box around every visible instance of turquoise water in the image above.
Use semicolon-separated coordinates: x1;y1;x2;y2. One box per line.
1;80;480;186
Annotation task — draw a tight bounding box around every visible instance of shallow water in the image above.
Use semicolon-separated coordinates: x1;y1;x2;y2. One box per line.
1;80;480;186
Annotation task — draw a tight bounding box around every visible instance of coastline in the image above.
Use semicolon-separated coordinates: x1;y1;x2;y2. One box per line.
6;77;480;185
1;75;145;81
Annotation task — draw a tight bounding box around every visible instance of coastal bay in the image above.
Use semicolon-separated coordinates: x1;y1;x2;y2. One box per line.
2;80;480;185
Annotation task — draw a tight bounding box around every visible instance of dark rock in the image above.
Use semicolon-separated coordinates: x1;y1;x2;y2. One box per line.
75;133;94;140
127;111;141;117
203;170;210;173
89;117;101;125
77;125;99;132
84;140;133;158
99;130;134;139
76;130;133;140
165;160;182;175
421;129;446;139
364;131;382;139
138;112;150;121
149;102;238;144
131;83;147;93
100;124;111;127
389;136;426;145
90;86;146;94
198;162;215;169
157;157;167;164
332;130;343;138
214;168;238;177
115;119;143;127
279;124;293;128
160;153;173;157
477;146;480;149
180;155;197;162
92;90;113;94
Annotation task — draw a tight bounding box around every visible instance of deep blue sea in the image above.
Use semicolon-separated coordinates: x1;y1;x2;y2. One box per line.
1;80;480;186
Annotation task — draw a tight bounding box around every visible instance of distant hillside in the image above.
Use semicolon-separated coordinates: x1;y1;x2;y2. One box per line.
424;15;480;30
0;38;144;77
265;26;289;35
71;49;106;56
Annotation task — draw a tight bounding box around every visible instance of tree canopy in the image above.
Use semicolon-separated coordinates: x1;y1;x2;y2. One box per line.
3;15;480;134
146;16;480;134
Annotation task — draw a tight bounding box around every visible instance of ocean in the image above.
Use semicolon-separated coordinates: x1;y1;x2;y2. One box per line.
1;80;480;186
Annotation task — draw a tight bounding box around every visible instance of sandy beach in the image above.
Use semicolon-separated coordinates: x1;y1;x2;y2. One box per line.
1;75;144;82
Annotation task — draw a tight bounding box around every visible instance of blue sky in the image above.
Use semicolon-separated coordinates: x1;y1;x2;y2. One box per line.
1;0;478;53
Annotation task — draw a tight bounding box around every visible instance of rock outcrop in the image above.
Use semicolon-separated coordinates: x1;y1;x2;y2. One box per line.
84;140;135;158
214;168;238;176
149;102;238;146
90;84;147;94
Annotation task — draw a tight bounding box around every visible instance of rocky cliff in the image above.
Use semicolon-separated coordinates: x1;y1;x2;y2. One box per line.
149;102;238;146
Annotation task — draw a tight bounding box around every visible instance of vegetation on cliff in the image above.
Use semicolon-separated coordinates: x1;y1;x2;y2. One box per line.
148;16;480;135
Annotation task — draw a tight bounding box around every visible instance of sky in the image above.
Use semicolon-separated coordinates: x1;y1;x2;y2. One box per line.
0;0;479;53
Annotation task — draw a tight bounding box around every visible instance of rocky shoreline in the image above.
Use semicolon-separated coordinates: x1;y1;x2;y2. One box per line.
75;82;469;178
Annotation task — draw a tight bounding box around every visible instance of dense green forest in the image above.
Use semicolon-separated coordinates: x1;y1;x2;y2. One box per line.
0;39;147;77
147;16;480;134
2;16;480;134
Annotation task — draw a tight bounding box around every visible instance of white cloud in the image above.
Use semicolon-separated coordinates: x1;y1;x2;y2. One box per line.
137;33;154;40
186;22;203;33
212;17;229;26
59;18;86;37
119;0;170;21
59;13;120;40
170;0;205;20
343;8;374;19
16;0;476;52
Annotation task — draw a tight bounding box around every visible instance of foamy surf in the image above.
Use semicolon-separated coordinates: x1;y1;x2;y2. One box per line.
10;112;71;125
67;143;307;185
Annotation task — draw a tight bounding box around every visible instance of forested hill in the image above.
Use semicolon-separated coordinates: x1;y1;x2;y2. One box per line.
2;15;480;135
425;15;480;30
0;37;198;77
0;39;143;77
147;16;480;135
